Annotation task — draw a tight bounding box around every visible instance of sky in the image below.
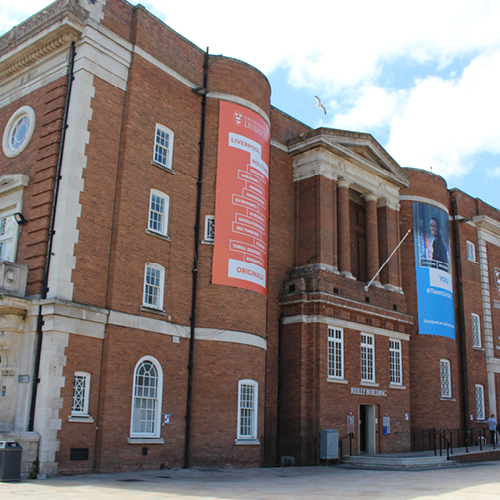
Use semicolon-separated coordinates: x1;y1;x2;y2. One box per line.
1;0;499;209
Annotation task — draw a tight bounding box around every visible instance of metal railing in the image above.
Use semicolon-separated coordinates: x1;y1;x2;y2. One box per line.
338;432;354;464
396;427;489;458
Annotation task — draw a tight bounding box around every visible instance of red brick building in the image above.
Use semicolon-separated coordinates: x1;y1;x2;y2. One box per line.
0;0;498;477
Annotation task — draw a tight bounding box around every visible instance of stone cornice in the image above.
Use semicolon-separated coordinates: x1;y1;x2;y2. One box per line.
473;215;500;238
0;31;79;82
0;0;86;54
0;0;86;82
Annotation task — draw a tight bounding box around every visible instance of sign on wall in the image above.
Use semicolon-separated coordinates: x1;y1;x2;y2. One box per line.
212;101;270;296
412;202;456;339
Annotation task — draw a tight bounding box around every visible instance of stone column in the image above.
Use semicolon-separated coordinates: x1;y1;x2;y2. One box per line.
363;193;380;286
337;179;353;278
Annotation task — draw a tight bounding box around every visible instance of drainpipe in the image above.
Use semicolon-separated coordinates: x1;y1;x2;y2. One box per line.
28;42;76;432
184;48;209;469
276;312;284;466
451;196;470;437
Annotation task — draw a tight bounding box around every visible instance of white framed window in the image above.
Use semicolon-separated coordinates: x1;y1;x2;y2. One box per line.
204;215;215;242
361;334;375;382
389;339;402;385
475;384;485;421
148;190;169;236
130;356;163;437
143;263;165;310
237;379;258;441
0;215;17;262
466;241;476;262
0;174;29;264
72;371;91;416
2;106;36;158
328;327;343;379
471;313;481;348
440;359;451;398
153;124;174;170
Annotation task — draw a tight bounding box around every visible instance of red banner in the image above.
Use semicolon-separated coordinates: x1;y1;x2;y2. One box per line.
212;101;270;296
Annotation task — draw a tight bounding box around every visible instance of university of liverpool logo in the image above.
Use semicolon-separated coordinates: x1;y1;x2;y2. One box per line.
234;112;242;125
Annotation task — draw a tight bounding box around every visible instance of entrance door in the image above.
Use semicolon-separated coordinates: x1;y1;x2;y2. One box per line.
359;404;376;454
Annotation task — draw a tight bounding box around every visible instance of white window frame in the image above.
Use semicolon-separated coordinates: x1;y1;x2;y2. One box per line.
361;334;375;382
143;263;165;310
0;175;29;264
71;371;91;416
475;384;485;421
130;356;163;438
328;327;344;379
204;215;215;242
148;189;169;237
153;124;174;170
466;241;476;262
389;339;402;385
471;313;481;348
440;359;451;398
3;106;36;158
236;379;258;442
0;215;18;263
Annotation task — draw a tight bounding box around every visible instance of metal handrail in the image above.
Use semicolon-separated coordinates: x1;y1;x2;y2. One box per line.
338;432;354;464
436;431;453;459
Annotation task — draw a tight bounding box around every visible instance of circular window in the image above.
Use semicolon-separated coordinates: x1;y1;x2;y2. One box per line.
2;106;36;158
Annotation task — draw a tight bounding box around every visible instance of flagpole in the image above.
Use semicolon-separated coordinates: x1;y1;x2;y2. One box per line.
365;229;412;291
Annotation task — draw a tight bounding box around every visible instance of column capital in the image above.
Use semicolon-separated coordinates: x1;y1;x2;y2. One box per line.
362;192;378;203
337;178;350;189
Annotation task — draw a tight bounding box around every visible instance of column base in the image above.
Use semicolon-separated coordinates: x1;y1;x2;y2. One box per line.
340;271;355;280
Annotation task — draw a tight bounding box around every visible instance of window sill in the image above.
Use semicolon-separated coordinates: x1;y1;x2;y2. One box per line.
326;377;348;384
140;305;167;316
145;229;171;241
360;381;379;387
201;240;214;245
472;346;485;351
440;397;456;401
151;160;175;174
68;415;94;423
234;438;260;445
127;437;164;444
389;384;406;390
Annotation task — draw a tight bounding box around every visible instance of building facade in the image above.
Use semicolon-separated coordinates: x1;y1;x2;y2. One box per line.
0;0;499;477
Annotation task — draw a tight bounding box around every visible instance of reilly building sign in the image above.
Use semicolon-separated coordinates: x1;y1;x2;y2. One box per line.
351;387;387;397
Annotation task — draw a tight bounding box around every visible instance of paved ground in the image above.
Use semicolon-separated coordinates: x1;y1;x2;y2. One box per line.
2;461;500;500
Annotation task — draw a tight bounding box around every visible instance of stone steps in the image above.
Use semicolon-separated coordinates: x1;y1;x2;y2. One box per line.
341;454;458;470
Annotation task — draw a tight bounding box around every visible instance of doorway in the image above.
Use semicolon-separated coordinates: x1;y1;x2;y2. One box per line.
359;404;376;454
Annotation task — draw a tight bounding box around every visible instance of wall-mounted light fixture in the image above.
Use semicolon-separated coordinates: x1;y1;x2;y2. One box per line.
192;86;209;97
13;213;28;225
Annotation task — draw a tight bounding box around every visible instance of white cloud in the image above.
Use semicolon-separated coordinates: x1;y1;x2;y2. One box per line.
487;167;500;178
386;50;500;177
331;87;405;132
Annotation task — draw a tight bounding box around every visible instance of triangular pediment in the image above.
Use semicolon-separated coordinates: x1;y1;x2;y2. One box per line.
287;127;410;189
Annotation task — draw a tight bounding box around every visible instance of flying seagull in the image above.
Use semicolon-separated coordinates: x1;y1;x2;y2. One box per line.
314;96;326;114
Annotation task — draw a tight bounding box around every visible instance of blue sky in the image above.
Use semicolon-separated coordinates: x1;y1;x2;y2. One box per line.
1;0;499;209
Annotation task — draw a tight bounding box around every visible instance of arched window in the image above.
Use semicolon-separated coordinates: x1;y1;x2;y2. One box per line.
130;356;163;437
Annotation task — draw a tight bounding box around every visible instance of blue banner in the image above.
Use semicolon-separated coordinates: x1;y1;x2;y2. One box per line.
412;202;456;339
